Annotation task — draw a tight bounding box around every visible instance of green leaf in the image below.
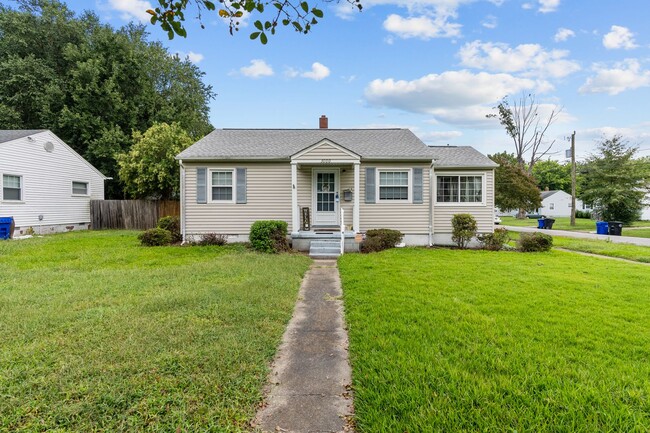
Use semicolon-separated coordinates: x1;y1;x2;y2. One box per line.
254;20;263;30
167;29;174;39
150;15;158;25
250;31;260;40
312;8;323;18
264;21;271;30
282;19;290;25
311;17;317;25
273;2;282;9
300;1;309;13
256;3;264;12
204;1;216;10
292;21;303;32
260;33;268;44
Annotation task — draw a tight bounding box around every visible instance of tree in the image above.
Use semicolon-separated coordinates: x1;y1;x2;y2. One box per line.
487;94;561;173
532;159;571;192
579;136;650;224
490;152;542;213
117;123;193;200
147;0;361;43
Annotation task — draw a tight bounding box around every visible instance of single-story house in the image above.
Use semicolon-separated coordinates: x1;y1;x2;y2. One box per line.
536;190;590;217
0;130;108;236
176;116;497;252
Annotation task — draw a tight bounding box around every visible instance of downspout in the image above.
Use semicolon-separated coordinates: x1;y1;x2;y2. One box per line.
428;160;435;247
179;160;186;244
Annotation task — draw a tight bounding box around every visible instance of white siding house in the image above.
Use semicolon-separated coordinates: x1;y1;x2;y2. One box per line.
177;118;498;250
537;190;589;217
0;130;108;236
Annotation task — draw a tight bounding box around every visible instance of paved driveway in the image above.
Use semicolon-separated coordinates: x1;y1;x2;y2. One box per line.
503;225;650;247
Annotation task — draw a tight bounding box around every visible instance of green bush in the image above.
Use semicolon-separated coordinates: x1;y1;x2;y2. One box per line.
157;216;181;243
361;229;404;253
198;233;227;246
138;228;172;246
477;228;510;251
249;220;289;253
451;214;477;249
575;210;592;219
517;232;553;252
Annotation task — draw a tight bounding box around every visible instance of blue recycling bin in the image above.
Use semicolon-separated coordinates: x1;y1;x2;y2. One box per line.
0;217;14;240
596;221;609;235
537;218;545;229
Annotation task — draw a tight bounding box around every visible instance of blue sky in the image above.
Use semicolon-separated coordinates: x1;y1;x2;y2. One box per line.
63;0;650;160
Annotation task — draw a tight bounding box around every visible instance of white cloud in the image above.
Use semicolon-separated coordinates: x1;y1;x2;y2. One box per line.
107;0;153;22
458;40;580;79
176;51;204;64
579;59;650;95
383;14;461;39
521;3;534;9
481;15;497;29
302;62;331;80
538;0;560;13
364;70;551;127
240;59;274;78
284;67;299;78
603;25;638;50
554;27;575;42
419;130;463;143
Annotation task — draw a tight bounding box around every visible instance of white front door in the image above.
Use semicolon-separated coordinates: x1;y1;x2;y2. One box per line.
312;169;339;226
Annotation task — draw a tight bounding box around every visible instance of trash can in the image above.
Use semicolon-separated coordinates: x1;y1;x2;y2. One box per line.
608;221;623;236
0;217;14;240
537;218;545;229
544;218;556;229
596;221;609;235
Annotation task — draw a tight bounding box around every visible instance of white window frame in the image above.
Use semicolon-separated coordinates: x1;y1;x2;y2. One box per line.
2;173;23;202
376;168;412;203
549;203;555;210
209;169;236;203
434;172;485;207
71;181;90;196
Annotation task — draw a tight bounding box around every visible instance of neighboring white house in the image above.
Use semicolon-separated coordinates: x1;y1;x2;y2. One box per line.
536;190;589;217
0;130;108;236
642;193;650;220
176;116;498;251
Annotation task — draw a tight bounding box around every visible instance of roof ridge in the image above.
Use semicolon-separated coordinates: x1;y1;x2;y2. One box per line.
220;128;405;131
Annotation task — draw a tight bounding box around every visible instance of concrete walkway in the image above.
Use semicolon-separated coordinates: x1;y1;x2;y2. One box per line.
254;259;353;433
504;225;650;247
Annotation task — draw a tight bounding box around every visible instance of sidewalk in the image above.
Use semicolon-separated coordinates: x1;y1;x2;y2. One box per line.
503;225;650;247
254;259;353;433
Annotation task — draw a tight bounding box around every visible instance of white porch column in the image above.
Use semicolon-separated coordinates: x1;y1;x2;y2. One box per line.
291;162;299;234
353;161;360;233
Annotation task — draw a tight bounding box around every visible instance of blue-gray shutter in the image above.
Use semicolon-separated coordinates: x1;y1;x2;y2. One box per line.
196;167;207;204
236;168;247;204
413;168;423;204
365;167;376;204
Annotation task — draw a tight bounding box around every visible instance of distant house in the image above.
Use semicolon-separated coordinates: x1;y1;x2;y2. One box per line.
0;130;108;236
641;193;650;221
536;190;589;217
176;116;498;251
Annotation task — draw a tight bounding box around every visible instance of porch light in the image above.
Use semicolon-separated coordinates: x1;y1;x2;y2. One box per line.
343;189;353;202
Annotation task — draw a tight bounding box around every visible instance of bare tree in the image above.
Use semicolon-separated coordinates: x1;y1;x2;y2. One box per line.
488;93;561;174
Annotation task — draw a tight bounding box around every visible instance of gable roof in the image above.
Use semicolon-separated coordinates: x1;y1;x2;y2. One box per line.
0;130;47;144
177;128;497;168
541;190;564;200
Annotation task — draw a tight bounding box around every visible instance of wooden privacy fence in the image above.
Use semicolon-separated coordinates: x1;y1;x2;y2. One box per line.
90;200;180;230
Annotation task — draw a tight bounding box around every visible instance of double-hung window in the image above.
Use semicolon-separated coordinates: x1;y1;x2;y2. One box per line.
72;181;89;195
378;170;410;201
2;174;22;201
211;170;234;202
436;175;483;204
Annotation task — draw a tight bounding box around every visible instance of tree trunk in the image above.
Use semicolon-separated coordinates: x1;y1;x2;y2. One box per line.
516;208;527;219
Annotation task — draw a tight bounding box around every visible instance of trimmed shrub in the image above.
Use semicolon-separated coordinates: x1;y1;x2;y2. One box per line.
361;229;403;253
517;232;553;252
157;216;181;243
477;228;510;251
575;210;592;219
451;214;477;249
198;233;228;246
249;220;289;253
138;228;172;246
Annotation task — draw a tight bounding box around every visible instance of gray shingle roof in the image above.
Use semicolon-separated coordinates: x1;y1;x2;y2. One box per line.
541;190;561;200
0;130;47;144
177;129;497;168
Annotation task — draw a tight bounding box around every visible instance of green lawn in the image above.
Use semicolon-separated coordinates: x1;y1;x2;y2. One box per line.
339;248;650;432
0;231;311;432
501;216;650;231
622;228;650;239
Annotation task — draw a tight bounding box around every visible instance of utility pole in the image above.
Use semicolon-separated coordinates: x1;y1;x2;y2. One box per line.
570;131;576;226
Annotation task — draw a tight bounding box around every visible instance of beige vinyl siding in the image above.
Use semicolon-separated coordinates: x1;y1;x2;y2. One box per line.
359;162;430;234
433;169;495;233
296;165;354;228
293;142;357;162
0;131;105;229
184;162;292;235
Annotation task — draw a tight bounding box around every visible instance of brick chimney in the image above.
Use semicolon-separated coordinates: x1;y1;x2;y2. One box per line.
319;115;328;129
